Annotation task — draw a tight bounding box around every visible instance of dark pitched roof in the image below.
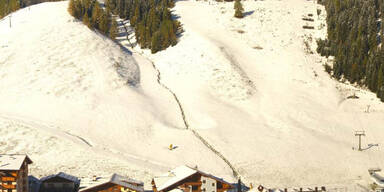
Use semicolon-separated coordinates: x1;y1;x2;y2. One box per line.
28;175;41;183
40;172;80;184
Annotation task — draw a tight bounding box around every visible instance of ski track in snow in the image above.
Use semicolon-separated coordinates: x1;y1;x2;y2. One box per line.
118;19;240;179
2;0;384;189
0;2;235;187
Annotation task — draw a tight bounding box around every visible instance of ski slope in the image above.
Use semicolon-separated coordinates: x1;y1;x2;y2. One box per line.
0;1;232;186
1;0;384;189
136;0;384;188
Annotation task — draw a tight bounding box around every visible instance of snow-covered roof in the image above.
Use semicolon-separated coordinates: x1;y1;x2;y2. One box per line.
110;173;144;188
40;172;80;184
0;154;32;171
80;174;144;192
154;165;233;192
155;165;198;191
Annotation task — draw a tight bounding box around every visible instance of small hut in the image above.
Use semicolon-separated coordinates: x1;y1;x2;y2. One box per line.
28;175;41;192
39;172;80;192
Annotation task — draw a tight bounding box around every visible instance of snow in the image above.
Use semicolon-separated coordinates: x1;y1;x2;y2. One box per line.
0;1;232;187
153;165;232;191
81;173;144;192
134;0;384;188
0;154;31;170
154;165;198;191
1;0;384;190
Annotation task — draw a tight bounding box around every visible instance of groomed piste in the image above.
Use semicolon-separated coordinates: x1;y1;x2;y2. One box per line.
1;0;384;189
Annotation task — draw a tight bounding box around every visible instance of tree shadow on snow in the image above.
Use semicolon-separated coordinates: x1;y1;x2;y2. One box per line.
243;10;255;17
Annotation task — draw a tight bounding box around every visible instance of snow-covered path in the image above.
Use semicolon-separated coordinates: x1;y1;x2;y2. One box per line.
145;0;384;187
0;1;233;186
2;0;384;189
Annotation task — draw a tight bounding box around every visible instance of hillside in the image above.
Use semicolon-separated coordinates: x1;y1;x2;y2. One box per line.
135;0;384;188
0;1;232;185
1;0;384;190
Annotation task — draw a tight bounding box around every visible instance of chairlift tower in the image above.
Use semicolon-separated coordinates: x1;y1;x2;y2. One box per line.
355;131;366;151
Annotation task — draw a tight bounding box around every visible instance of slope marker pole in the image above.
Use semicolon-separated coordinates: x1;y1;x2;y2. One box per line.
355;131;365;151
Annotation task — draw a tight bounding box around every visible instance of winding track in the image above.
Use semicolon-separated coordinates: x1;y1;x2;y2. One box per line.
118;20;240;179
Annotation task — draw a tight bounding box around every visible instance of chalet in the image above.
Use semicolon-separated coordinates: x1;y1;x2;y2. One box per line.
28;176;40;192
0;154;32;192
152;166;234;192
80;173;144;192
39;172;80;192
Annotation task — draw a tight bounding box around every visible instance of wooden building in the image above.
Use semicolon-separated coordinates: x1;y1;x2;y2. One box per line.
28;176;41;192
152;166;233;192
0;154;32;192
39;172;80;192
80;174;144;192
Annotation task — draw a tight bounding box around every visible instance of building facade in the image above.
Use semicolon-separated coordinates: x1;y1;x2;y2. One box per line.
0;154;32;192
39;172;80;192
152;166;233;192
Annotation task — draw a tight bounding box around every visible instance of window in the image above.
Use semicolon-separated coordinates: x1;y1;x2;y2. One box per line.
192;186;198;191
212;183;215;187
202;180;206;184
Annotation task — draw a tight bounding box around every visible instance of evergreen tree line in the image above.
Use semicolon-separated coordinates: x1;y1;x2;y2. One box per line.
68;0;118;39
0;0;65;19
0;0;20;19
317;0;384;101
105;0;181;53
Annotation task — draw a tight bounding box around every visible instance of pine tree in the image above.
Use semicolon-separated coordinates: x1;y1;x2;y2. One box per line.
99;12;109;35
0;0;5;18
137;22;146;47
68;0;76;16
92;2;102;29
74;0;83;18
234;0;243;18
69;0;180;53
131;3;140;26
10;0;19;12
110;18;118;40
83;0;91;11
151;31;162;53
378;65;383;96
160;21;170;49
83;12;91;28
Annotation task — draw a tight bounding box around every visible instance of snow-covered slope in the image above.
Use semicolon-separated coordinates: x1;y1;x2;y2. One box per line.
2;0;384;189
0;1;233;185
135;0;384;188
